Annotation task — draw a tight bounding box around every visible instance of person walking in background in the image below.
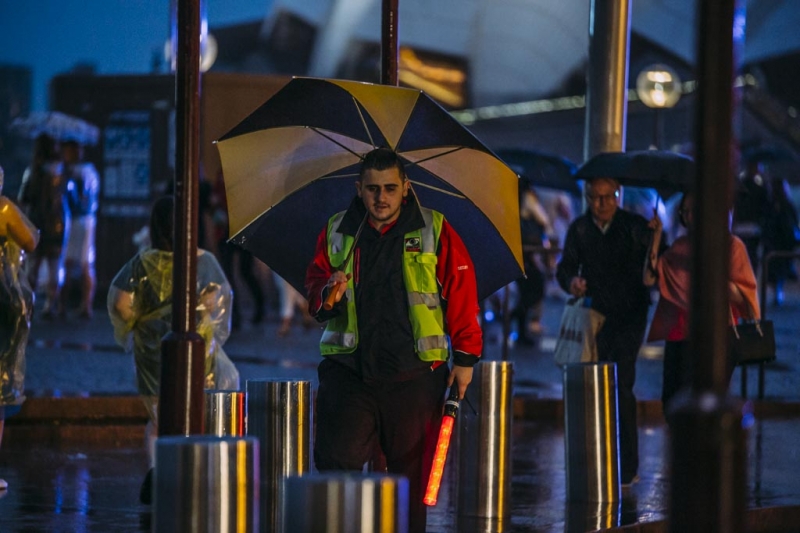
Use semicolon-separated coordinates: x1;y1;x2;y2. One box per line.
305;148;481;533
62;139;100;318
733;160;771;272
273;271;312;337
556;177;665;487
107;196;239;504
763;177;799;306
513;180;551;344
17;133;70;319
644;192;759;421
209;172;266;329
0;165;40;491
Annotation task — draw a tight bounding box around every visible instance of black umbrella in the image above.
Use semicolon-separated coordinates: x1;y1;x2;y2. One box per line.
495;148;580;196
575;150;694;198
742;145;797;164
742;145;800;183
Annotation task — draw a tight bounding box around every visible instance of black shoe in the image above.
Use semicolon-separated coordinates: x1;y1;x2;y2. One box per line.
139;468;154;505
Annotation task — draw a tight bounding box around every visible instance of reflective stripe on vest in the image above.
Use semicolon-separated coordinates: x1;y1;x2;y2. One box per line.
319;207;449;362
320;329;356;348
320;211;359;356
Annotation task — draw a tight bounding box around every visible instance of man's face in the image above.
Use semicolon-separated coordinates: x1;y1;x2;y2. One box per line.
586;179;619;226
356;166;409;229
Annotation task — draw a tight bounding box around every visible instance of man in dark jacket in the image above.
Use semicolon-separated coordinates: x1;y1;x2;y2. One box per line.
305;148;482;532
556;177;664;487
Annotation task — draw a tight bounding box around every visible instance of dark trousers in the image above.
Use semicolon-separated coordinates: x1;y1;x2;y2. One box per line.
662;340;691;418
662;339;736;426
218;240;265;326
596;313;647;483
314;358;448;533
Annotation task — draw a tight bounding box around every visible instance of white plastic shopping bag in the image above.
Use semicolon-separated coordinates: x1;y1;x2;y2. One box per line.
553;297;605;365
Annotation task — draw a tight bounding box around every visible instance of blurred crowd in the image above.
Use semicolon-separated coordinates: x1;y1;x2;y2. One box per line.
3;132;798;347
486;153;800;347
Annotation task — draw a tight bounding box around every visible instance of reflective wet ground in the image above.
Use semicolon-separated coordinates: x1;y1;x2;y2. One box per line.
3;286;800;531
2;418;800;532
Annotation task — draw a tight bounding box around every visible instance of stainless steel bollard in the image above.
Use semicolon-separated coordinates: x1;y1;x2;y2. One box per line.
563;362;621;502
284;473;408;533
457;361;514;524
205;390;246;436
153;436;259;533
246;379;312;533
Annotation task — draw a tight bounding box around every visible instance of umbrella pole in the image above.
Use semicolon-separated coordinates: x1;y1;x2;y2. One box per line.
381;0;399;86
159;0;205;437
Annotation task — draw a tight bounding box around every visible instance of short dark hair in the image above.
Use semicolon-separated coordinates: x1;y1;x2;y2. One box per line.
359;148;406;181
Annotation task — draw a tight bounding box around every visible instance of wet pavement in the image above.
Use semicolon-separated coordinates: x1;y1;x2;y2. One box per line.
1;282;800;531
3;418;800;532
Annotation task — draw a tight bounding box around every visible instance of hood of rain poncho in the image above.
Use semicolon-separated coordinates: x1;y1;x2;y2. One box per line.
0;236;34;406
107;248;238;397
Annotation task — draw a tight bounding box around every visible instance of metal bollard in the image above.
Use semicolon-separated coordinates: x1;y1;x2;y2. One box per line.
246;379;312;533
204;390;246;436
563;362;621;502
153;436;259;533
284;473;408;533
457;360;514;526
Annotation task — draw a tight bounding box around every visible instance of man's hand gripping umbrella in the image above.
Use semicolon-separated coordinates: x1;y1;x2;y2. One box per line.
322;211;369;310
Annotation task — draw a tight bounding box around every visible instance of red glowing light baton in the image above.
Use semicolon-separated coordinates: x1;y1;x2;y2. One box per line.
423;389;461;506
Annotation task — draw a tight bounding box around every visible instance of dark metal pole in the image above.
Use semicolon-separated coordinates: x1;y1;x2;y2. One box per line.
381;0;399;86
583;0;631;160
690;0;741;392
669;1;747;531
159;0;205;437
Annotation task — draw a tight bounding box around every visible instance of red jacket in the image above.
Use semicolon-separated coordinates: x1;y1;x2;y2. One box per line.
305;197;482;374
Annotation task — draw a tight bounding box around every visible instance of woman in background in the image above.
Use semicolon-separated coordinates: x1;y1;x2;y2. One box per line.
107;196;239;504
644;192;759;421
17;133;69;318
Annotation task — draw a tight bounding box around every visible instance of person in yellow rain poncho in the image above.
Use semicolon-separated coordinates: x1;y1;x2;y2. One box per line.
0;164;40;492
107;196;238;504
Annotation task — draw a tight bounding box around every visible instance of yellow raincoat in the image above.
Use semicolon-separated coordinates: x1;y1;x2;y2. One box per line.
0;191;39;408
107;248;238;407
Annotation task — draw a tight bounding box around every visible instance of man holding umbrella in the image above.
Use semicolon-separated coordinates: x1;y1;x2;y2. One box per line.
305;147;482;532
556;176;665;487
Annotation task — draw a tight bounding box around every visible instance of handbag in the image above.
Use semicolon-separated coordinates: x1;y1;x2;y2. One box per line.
553;297;606;366
728;304;776;366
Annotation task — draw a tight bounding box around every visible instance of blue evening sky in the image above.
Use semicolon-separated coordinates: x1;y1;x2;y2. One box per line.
0;0;272;111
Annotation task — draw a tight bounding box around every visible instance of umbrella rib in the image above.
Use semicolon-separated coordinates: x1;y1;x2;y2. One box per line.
351;96;376;149
409;181;466;199
405;146;465;166
309;128;367;159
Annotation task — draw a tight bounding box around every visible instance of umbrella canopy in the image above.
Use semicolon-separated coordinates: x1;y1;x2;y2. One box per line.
742;145;800;184
495;148;579;195
742;145;798;164
575;150;695;198
216;77;523;300
9;111;100;146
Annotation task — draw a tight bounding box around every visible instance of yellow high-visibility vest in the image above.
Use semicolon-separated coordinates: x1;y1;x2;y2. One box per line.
320;207;449;362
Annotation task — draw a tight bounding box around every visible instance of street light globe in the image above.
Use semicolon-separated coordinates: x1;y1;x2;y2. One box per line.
636;64;682;109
